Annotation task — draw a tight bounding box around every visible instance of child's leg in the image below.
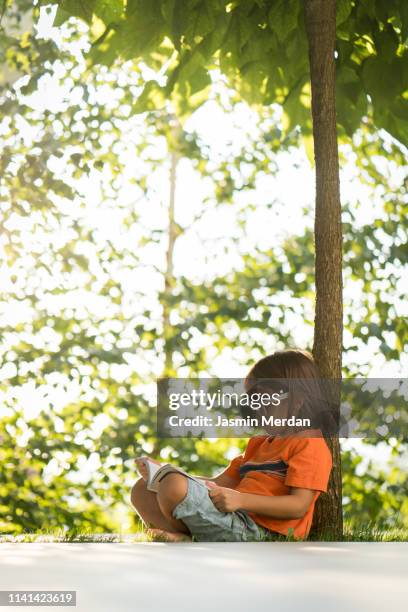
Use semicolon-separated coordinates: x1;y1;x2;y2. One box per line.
156;473;190;534
130;477;189;534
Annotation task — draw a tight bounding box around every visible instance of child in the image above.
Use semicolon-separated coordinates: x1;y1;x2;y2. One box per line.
131;349;333;541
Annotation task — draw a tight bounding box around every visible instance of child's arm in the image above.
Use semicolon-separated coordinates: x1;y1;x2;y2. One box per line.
208;485;315;519
202;451;246;488
196;468;240;489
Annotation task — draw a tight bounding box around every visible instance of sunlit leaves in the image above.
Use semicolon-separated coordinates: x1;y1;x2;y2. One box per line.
48;0;408;146
342;447;408;529
54;0;96;26
1;1;407;536
94;0;125;25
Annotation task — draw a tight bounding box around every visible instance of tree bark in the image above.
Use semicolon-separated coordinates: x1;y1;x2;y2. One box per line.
303;0;343;539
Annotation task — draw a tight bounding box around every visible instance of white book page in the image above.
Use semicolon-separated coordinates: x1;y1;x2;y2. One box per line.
139;458;210;492
145;460;163;485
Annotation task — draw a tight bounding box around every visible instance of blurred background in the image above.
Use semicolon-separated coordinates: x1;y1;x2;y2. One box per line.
0;2;407;536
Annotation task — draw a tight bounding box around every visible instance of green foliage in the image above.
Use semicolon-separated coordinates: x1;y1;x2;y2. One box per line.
342;445;408;529
0;3;407;536
54;1;96;26
46;0;408;145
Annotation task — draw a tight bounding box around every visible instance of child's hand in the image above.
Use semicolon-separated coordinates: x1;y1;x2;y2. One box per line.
135;457;160;481
135;458;148;480
208;484;244;513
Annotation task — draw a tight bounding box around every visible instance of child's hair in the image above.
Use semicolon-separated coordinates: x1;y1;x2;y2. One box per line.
244;349;334;434
245;349;320;389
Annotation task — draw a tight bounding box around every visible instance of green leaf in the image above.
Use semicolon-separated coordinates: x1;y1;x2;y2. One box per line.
302;133;315;166
94;0;125;25
372;23;399;62
336;0;354;25
49;0;408;147
237;13;256;49
390;97;408;121
337;64;360;104
170;0;184;49
239;61;268;101
377;107;408;146
56;1;97;26
268;0;300;43
196;14;231;60
240;30;274;64
190;3;216;40
160;0;176;22
87;28;119;66
53;7;72;27
132;80;167;114
362;55;404;103
185;65;211;95
118;4;166;59
358;0;376;19
374;0;397;23
281;76;310;133
398;0;408;40
337;92;367;137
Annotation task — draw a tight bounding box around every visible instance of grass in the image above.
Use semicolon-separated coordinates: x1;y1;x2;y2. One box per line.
0;522;407;543
0;531;147;544
342;523;408;542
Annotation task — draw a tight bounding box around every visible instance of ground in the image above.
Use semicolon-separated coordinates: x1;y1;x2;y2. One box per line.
0;542;407;611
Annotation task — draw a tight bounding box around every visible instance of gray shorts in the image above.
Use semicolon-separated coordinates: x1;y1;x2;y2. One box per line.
172;478;270;542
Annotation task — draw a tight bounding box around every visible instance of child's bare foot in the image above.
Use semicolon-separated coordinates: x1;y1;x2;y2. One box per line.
147;528;191;543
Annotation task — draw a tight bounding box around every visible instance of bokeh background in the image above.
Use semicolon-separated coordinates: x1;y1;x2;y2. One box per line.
0;2;407;536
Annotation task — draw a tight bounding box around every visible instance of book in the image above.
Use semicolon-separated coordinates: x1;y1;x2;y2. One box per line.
138;458;208;493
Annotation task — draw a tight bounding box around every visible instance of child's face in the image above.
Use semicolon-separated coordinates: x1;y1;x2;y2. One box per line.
261;393;289;418
258;388;306;435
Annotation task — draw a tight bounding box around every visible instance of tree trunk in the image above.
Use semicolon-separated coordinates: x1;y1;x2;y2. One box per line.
162;147;179;376
152;139;179;459
303;0;343;539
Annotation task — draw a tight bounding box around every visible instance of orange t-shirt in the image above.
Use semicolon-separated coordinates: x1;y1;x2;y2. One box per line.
224;433;332;539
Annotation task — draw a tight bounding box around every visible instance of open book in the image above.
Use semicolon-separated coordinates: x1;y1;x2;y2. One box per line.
139;458;207;493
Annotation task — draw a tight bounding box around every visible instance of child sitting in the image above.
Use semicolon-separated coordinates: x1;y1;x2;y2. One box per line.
131;349;333;541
